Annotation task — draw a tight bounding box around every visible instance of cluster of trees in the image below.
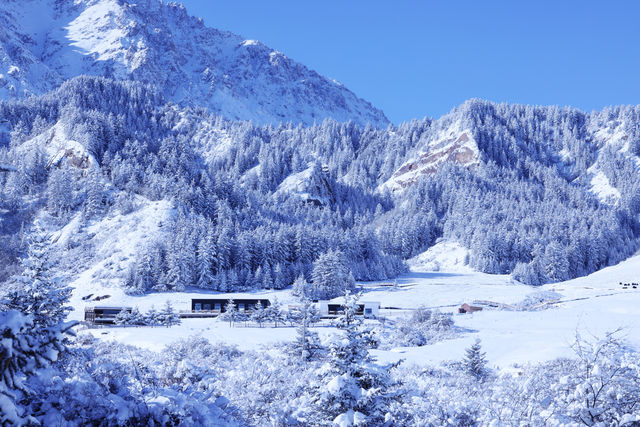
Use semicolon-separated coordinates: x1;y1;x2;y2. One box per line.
219;298;321;328
113;301;181;327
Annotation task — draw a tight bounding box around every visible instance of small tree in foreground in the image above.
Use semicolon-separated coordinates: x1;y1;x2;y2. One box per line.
158;300;181;327
464;338;488;380
0;225;76;425
3;225;72;330
288;299;324;362
308;292;399;425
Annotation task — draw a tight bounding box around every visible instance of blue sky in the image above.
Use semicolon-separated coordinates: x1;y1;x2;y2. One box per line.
181;0;640;123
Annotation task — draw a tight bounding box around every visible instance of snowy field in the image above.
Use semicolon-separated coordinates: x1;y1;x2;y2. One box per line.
74;241;640;370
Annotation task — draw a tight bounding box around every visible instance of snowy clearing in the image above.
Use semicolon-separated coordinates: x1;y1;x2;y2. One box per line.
77;247;640;370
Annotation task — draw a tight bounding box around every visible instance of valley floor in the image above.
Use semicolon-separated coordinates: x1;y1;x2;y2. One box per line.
75;250;640;371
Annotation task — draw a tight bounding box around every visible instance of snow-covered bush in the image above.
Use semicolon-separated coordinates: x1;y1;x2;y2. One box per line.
0;311;67;425
549;332;640;425
388;306;455;347
515;290;562;311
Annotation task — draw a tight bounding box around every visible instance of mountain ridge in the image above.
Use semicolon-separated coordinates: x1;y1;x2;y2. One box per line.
0;0;389;126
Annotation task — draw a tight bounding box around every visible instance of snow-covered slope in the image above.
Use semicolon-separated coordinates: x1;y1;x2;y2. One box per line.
407;240;472;273
273;163;333;205
16;122;97;170
0;0;389;127
379;121;481;192
57;198;175;318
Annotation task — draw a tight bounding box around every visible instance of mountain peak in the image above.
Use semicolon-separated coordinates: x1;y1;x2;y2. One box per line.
0;0;389;126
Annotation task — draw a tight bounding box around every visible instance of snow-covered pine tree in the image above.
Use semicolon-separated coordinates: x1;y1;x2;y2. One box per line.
219;299;238;327
145;305;160;326
308;292;398;425
114;308;133;326
464;338;488;380
2;224;72;330
264;297;285;327
0;311;73;425
294;299;321;327
310;249;355;300
261;266;274;289
123;266;143;295
83;169;105;219
250;301;267;327
128;307;146;326
288;300;323;362
292;274;309;298
46;166;75;217
134;250;154;293
0;226;75;425
273;263;286;289
158;300;181;327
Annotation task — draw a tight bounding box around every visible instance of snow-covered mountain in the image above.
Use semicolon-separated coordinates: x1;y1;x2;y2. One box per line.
378;100;640;201
0;0;389;126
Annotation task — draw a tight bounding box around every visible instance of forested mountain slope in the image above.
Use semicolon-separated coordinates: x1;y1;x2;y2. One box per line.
0;0;388;126
1;77;639;291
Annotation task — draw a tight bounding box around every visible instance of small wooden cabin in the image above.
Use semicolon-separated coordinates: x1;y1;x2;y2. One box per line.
459;303;483;314
318;301;380;318
85;306;132;324
190;298;271;313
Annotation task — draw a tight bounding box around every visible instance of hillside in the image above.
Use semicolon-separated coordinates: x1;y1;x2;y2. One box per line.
1;80;640;294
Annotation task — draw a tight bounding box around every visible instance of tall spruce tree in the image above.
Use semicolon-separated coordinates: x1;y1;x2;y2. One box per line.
309;292;398;425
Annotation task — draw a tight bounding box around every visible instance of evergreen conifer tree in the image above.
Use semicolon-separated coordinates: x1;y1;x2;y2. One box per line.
219;299;238;327
158;300;181;327
250;301;268;327
3;225;72;330
464;338;488;380
309;292;398;425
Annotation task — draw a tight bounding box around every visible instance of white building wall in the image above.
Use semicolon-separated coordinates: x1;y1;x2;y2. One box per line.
362;301;380;317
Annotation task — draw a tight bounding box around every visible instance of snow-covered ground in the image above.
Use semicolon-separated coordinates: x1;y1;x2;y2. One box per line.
75;242;640;370
407;240;472;272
